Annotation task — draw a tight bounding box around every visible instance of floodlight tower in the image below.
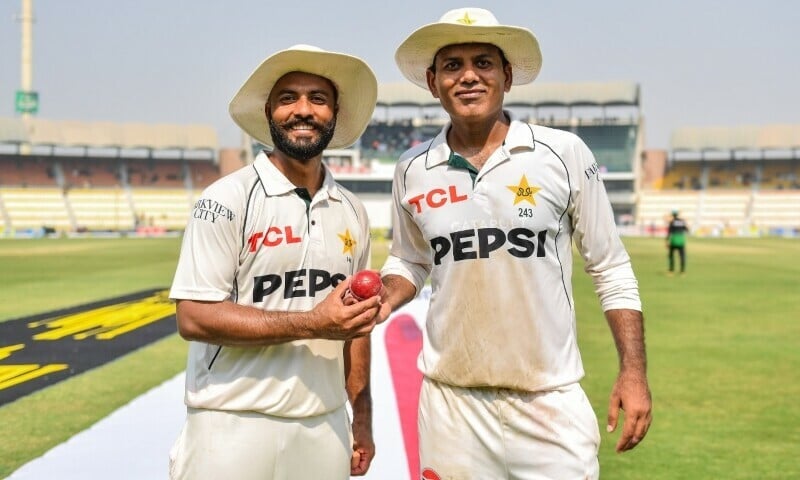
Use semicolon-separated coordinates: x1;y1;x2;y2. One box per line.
17;0;35;154
20;0;33;106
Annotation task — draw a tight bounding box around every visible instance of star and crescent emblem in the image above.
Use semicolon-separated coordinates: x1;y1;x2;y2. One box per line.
507;175;541;205
338;229;356;255
456;12;476;25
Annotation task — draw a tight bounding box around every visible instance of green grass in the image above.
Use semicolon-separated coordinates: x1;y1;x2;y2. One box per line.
0;236;188;476
0;237;183;322
1;235;799;478
575;237;800;479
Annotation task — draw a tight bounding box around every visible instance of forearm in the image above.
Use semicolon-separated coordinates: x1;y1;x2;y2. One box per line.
175;299;316;346
346;337;375;474
381;274;418;312
604;308;653;452
345;337;372;431
605;308;648;377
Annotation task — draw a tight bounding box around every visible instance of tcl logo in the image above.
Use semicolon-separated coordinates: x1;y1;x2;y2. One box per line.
408;185;468;213
247;226;301;252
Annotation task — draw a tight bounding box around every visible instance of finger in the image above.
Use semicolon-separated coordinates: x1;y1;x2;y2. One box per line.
616;433;630;452
619;411;638;452
617;433;637;452
343;293;358;306
339;298;378;328
350;450;362;475
347;307;379;334
351;297;382;316
353;322;376;337
634;412;651;441
333;277;352;297
376;303;392;324
352;459;367;476
606;395;620;434
629;411;652;450
616;411;645;452
362;448;374;469
617;429;641;452
351;447;371;476
625;429;645;452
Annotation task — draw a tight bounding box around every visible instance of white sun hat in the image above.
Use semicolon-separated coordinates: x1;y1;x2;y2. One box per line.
229;44;378;149
395;7;543;90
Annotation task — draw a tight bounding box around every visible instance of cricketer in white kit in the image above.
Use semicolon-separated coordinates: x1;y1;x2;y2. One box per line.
168;151;373;478
383;117;640;478
168;44;381;480
380;7;652;480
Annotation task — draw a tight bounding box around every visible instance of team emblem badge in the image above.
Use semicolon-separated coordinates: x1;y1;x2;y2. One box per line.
507;174;541;205
337;229;356;255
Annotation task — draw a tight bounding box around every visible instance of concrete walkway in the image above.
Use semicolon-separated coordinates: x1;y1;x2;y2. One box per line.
8;289;431;480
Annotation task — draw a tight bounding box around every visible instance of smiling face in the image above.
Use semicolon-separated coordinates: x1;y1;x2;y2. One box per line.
426;43;512;123
266;71;338;162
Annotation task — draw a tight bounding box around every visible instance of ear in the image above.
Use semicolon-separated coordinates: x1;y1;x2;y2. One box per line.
503;63;513;92
425;68;440;99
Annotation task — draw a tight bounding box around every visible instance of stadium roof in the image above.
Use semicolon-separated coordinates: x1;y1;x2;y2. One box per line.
0;117;218;151
377;81;640;108
671;125;800;152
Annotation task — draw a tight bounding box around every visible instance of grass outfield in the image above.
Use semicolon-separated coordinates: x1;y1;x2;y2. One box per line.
1;235;799;478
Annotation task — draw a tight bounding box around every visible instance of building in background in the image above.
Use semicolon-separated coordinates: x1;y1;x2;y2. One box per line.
2;85;798;238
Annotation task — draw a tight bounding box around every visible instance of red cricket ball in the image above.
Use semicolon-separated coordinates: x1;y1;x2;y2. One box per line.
350;270;382;300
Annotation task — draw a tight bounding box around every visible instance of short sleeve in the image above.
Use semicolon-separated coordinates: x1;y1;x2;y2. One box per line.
169;183;244;302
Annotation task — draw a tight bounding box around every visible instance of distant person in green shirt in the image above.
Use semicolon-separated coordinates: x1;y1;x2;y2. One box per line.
666;210;689;275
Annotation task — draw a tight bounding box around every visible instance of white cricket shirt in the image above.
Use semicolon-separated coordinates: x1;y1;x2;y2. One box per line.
382;115;641;392
170;152;371;417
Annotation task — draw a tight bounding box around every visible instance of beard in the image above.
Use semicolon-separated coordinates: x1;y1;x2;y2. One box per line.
268;115;336;162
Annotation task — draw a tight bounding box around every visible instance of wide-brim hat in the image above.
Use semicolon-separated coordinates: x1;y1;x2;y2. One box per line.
395;7;542;89
229;44;378;149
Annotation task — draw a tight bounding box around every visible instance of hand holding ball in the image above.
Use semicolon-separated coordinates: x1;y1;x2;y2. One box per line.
349;270;382;300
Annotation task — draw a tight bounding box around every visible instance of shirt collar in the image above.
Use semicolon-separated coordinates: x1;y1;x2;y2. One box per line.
424;111;535;169
252;150;341;201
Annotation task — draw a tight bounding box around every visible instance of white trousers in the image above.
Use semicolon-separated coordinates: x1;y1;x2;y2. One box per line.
418;379;600;480
169;406;352;480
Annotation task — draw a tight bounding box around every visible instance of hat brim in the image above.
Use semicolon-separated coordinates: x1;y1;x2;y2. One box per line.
229;47;377;149
395;24;542;89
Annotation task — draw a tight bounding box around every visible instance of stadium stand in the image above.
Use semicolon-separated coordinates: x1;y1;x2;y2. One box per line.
0;118;218;236
130;189;198;232
636;190;701;235
360;81;643;225
0;187;71;234
61;156;122;188
68;188;135;231
125;158;186;188
661;162;703;190
750;191;800;233
0;156;28;186
4;88;798;238
189;160;223;189
759;160;800;190
0;155;56;187
575;124;638;173
637;124;800;236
